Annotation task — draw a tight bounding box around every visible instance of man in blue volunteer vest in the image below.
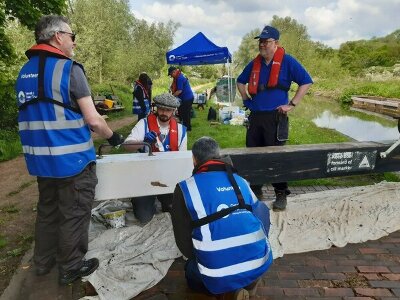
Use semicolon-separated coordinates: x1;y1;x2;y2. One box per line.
171;137;273;299
16;15;124;285
123;93;187;223
237;25;313;211
168;66;195;131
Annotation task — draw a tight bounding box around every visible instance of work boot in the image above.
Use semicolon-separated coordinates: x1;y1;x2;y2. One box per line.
245;278;261;296
272;189;289;211
59;258;99;285
216;288;249;300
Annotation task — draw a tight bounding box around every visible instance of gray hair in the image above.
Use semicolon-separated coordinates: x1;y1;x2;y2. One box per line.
35;15;70;44
192;136;221;163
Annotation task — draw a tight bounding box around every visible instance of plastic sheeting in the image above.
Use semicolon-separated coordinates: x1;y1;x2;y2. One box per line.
82;204;181;300
269;181;400;258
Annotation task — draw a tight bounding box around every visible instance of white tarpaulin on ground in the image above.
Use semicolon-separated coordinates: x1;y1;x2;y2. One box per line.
82;205;181;300
81;182;400;300
269;181;400;258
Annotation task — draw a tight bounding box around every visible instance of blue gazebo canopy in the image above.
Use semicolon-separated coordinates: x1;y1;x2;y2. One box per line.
166;32;232;65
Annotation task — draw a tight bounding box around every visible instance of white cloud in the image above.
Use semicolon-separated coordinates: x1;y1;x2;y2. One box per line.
130;0;400;52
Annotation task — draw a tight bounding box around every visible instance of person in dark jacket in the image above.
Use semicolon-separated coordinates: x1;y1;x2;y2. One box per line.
132;72;152;120
171;136;273;299
16;15;124;285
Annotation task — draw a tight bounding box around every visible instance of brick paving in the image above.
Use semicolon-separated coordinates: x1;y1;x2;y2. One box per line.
4;186;400;300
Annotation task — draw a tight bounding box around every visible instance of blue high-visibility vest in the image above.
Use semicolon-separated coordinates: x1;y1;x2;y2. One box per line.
16;47;95;178
132;83;150;115
179;170;273;294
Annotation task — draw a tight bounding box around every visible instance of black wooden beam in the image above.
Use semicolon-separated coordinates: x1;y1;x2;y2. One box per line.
221;141;400;184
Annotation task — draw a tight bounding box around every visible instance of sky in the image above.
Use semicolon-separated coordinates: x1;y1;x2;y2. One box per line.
129;0;400;53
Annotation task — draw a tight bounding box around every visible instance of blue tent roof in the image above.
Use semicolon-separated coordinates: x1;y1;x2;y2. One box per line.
166;32;232;65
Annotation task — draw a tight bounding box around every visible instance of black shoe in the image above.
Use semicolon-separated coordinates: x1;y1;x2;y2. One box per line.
59;258;99;285
36;259;56;276
272;191;287;211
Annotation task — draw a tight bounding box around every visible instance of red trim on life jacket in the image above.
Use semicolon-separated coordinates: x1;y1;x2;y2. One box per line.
248;47;285;95
195;160;226;174
147;113;179;152
170;69;182;93
135;80;149;99
26;44;69;59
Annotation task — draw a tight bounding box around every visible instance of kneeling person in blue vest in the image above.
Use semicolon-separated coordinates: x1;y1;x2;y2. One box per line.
123;93;187;223
171;137;273;299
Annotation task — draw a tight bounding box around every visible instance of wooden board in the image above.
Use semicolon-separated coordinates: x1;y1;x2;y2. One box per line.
351;96;400;117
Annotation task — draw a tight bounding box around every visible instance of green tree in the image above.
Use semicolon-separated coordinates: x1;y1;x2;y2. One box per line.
70;0;178;84
271;15;311;61
233;28;259;74
0;0;66;130
338;30;400;75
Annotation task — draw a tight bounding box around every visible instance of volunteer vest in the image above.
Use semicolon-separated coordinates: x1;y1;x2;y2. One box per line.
248;47;285;95
179;166;273;294
132;81;150;115
16;44;95;178
144;113;184;152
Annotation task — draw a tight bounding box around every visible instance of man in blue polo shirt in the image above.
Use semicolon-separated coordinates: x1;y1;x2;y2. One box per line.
237;25;313;211
168;66;194;131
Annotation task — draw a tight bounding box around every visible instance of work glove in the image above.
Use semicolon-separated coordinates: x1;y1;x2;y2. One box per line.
107;131;124;147
143;131;157;144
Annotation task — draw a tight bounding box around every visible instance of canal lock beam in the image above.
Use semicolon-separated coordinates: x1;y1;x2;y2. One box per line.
221;141;400;185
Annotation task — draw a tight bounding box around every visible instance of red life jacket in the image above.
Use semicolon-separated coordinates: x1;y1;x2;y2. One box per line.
26;44;69;59
170;70;182;93
147;113;179;152
135;80;149;99
248;47;285;95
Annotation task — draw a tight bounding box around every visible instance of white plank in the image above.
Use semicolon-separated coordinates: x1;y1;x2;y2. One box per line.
95;151;193;201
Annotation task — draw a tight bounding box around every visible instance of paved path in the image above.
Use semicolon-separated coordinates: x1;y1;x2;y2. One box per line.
3;186;400;300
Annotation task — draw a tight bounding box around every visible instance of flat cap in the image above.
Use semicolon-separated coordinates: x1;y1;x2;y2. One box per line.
154;93;181;109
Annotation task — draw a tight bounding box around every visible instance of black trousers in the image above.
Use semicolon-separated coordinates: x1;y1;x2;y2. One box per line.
178;99;194;131
34;163;98;273
246;110;288;192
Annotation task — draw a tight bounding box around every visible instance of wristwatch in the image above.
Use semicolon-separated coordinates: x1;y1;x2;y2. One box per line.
289;100;296;107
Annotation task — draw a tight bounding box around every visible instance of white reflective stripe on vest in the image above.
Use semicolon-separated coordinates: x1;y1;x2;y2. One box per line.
52;60;68;121
186;177;212;241
193;227;266;251
198;249;271;277
18;119;86;131
22;140;93;155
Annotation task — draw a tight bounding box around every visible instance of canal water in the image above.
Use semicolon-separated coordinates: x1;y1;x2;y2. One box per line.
304;96;399;143
313;110;399;142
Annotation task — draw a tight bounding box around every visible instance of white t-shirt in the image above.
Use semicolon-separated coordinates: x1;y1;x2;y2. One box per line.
124;117;187;152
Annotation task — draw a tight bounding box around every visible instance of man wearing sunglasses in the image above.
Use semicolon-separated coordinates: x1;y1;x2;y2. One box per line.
16;15;124;285
237;25;313;211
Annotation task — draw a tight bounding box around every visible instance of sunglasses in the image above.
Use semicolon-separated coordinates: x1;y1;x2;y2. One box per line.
259;39;275;45
58;31;76;42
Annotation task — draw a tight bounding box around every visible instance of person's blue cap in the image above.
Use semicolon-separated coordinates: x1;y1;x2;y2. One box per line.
254;25;280;40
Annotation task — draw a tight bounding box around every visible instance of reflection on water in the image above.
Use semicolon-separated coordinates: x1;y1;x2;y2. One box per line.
313;110;399;142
